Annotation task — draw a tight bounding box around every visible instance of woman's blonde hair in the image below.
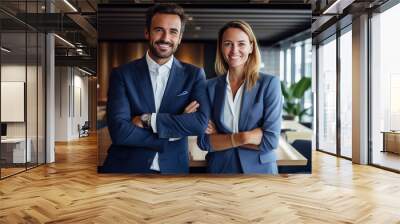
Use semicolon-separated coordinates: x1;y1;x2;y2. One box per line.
215;20;261;90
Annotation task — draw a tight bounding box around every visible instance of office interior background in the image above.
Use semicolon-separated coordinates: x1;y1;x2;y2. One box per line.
1;0;400;222
1;0;400;174
95;3;312;171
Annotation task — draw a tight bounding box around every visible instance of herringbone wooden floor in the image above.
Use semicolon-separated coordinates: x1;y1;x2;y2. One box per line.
1;134;400;224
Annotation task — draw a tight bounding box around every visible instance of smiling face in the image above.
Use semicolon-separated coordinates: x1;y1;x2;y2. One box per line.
145;13;182;64
221;27;253;71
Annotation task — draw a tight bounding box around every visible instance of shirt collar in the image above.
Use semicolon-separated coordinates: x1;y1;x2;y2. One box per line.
226;71;245;90
226;71;231;84
226;72;231;90
146;51;173;72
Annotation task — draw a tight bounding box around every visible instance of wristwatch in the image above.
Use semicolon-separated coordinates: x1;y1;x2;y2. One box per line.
140;113;152;129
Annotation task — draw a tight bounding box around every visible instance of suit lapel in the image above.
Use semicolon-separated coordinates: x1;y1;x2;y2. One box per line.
239;80;260;131
213;75;230;133
159;58;182;112
135;57;156;112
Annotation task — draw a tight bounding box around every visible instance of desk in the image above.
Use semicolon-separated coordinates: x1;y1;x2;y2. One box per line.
381;131;400;154
1;138;31;163
281;120;313;143
188;136;307;167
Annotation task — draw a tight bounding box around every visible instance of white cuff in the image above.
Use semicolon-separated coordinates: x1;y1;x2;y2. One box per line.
151;113;157;133
169;137;181;141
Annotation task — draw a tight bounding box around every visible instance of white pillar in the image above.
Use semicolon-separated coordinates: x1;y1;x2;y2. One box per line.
45;1;55;163
352;14;369;164
55;67;74;141
46;33;55;163
312;45;317;151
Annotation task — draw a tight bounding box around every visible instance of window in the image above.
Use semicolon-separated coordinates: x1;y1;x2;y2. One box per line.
340;27;352;158
280;49;284;81
317;36;337;154
304;38;312;78
285;48;292;84
303;38;313;122
370;2;400;171
294;43;302;82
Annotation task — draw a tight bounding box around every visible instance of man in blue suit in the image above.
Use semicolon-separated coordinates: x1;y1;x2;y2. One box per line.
100;4;208;174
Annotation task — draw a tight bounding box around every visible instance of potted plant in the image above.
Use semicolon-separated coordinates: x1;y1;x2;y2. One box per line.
281;77;311;121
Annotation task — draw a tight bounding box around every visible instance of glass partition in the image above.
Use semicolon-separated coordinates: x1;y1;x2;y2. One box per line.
27;30;38;169
317;35;337;155
37;31;45;165
0;1;46;179
1;22;28;178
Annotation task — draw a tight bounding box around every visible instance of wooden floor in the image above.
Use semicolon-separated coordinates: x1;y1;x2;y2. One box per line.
372;150;400;171
1;135;400;223
0;167;26;178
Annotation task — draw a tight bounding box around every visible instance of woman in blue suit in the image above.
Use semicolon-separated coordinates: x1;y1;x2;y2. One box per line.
197;20;282;174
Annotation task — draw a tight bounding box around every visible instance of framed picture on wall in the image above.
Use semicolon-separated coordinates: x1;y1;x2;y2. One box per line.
1;81;25;122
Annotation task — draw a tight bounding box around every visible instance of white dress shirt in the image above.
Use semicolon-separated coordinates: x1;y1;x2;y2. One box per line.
221;72;245;133
146;51;173;171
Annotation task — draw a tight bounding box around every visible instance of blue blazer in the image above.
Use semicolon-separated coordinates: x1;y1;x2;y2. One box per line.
197;73;282;174
100;56;208;174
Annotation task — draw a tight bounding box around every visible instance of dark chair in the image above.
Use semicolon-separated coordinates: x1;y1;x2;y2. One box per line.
79;121;90;138
300;122;312;129
278;139;312;174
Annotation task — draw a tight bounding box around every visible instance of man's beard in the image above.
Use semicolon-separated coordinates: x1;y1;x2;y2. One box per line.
149;40;177;59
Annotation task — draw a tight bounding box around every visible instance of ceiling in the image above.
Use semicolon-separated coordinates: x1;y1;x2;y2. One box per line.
1;1;312;44
98;3;311;44
1;0;312;73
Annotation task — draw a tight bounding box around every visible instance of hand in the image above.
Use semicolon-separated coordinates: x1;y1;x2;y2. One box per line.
244;128;263;145
132;115;144;128
183;101;199;113
206;120;217;134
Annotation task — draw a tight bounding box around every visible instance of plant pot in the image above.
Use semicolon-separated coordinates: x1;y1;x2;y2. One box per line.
283;115;295;120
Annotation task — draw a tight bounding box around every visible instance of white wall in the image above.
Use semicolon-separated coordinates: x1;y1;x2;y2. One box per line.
1;65;38;138
55;66;70;141
1;63;46;164
55;67;89;141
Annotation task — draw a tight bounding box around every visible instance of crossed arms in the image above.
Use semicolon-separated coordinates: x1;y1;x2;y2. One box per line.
107;68;208;152
198;76;282;153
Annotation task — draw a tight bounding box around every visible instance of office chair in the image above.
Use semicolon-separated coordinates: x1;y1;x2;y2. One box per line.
79;121;90;138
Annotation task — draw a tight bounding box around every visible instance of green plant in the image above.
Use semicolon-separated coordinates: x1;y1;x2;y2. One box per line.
281;77;312;121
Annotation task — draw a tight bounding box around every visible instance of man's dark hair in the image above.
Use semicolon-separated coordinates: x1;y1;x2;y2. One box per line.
146;3;186;34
